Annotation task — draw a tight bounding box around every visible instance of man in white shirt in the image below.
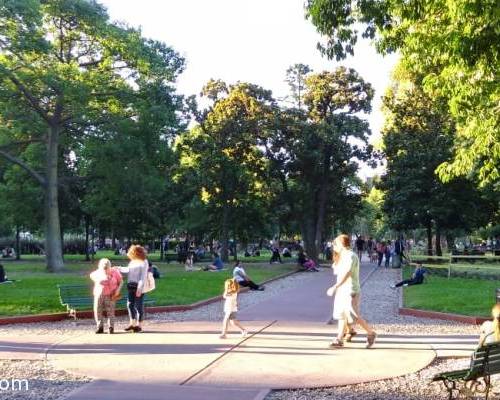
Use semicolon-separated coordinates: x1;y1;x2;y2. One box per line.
233;261;264;291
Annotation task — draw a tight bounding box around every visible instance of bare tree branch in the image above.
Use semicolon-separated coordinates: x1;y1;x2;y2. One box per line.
0;149;46;186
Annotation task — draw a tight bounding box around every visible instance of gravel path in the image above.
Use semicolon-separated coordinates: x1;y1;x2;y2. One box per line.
266;267;486;400
0;360;90;400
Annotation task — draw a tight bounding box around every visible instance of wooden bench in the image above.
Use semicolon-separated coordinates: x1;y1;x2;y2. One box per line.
433;341;500;399
57;284;155;320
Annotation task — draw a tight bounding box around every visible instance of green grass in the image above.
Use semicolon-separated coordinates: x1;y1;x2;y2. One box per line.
0;260;297;317
402;266;499;317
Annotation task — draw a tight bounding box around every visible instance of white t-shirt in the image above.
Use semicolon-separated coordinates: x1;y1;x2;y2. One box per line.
224;293;238;313
233;266;246;283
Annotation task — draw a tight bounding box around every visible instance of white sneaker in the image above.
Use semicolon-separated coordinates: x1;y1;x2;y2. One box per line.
390;284;396;289
241;330;248;338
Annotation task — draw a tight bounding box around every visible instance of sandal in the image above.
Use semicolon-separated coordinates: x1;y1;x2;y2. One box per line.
344;330;358;342
366;332;377;349
328;339;344;348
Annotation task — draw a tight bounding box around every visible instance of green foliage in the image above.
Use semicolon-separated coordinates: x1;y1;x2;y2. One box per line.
306;0;500;187
0;0;185;269
175;81;276;259
380;67;496;238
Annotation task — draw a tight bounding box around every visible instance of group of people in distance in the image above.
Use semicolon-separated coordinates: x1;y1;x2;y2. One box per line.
354;235;407;268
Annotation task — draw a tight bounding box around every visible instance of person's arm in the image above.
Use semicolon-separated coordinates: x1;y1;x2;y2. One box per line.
136;262;148;296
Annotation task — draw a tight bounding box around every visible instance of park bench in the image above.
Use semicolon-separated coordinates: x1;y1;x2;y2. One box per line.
57;284;155;320
432;341;500;399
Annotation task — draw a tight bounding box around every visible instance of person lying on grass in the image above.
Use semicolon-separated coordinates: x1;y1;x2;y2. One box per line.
390;262;428;289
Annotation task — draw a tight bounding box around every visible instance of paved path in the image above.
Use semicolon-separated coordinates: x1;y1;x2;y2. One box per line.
0;262;477;400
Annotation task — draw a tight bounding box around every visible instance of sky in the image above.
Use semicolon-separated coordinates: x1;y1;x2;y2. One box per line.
100;0;399;178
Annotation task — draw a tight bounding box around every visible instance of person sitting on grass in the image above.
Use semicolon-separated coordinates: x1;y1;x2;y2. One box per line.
220;278;247;339
297;249;319;272
0;264;16;284
390;262;428;289
90;258;123;334
203;253;224;271
232;261;264;291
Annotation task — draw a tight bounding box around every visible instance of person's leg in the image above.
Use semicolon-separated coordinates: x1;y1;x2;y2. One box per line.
394;279;412;288
94;296;104;332
377;252;383;267
220;313;230;338
246;280;261;290
108;298;116;333
135;294;145;330
230;319;247;336
335;318;346;345
351;294;376;347
126;288;137;330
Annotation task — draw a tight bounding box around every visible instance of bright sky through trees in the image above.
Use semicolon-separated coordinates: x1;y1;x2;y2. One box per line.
100;0;398;178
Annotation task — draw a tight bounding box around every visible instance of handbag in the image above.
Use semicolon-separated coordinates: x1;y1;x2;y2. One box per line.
142;271;156;293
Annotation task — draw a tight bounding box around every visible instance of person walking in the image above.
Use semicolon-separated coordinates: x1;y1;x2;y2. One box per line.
220;278;247;339
119;245;148;333
327;234;376;348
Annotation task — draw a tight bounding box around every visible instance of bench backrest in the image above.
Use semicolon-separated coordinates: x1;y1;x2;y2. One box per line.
58;284;93;302
467;342;500;380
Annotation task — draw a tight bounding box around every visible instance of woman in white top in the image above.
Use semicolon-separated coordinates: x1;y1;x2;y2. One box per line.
479;304;500;346
119;245;148;333
327;234;376;348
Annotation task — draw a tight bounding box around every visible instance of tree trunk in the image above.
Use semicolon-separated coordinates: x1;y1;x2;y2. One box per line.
160;235;164;261
435;225;442;256
315;183;327;261
84;216;91;262
220;203;230;262
302;218;318;261
426;221;433;256
45;125;64;272
15;226;20;260
445;232;454;253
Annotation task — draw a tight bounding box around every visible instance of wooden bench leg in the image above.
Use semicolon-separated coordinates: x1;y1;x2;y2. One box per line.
442;380;457;400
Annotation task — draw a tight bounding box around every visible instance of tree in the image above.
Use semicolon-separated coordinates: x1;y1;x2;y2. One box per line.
176;80;275;261
380;67;496;255
265;66;374;260
306;0;500;187
0;0;184;270
284;63;311;110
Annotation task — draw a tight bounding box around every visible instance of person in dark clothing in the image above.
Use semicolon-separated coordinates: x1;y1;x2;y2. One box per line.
390;263;428;288
232;261;264;291
269;246;282;264
0;264;15;283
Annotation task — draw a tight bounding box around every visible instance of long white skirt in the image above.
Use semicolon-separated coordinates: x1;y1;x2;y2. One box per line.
333;287;357;323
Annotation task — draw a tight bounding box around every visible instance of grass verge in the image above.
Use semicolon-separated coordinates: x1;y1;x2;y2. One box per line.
0;260;297;317
402;266;498;317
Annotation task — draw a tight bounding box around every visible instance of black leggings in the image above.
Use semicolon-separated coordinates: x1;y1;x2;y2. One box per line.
395;278;423;288
239;280;260;290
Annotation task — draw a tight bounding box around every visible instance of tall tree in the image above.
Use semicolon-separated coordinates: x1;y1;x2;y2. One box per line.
306;0;500;187
380;67;496;255
0;0;184;270
176;80;275;261
284;63;311;110
266;66;374;260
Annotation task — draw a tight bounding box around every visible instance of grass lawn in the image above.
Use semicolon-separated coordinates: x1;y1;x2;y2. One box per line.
402;266;499;317
0;259;298;317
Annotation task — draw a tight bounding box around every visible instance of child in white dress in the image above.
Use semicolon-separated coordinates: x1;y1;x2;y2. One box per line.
220;278;247;339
